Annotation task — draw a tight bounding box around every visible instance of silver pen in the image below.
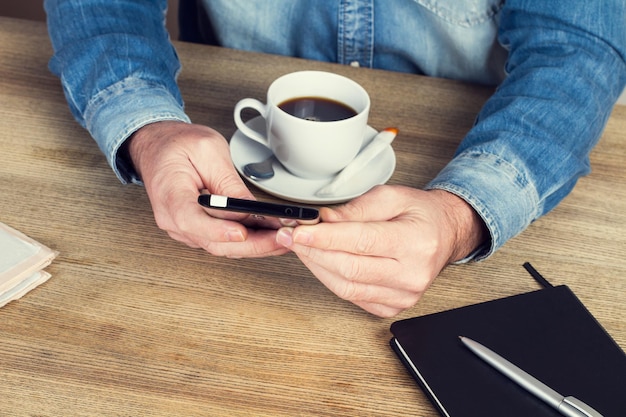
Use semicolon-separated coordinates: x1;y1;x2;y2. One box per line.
459;336;603;417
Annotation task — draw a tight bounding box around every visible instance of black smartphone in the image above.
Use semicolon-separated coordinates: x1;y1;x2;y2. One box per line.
198;194;319;222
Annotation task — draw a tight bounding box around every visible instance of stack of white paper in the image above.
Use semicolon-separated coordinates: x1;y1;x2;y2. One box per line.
0;222;58;307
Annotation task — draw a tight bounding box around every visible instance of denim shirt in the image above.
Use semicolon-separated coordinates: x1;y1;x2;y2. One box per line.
45;0;626;260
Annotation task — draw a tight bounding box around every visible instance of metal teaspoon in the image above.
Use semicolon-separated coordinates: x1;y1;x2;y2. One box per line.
243;155;276;180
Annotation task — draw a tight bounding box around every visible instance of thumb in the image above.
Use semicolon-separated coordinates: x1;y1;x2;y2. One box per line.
196;143;256;201
207;170;256;201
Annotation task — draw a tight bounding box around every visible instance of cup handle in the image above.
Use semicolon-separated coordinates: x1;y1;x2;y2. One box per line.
234;98;270;147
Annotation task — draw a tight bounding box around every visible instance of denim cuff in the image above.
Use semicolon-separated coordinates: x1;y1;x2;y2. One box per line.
426;150;541;261
84;77;191;184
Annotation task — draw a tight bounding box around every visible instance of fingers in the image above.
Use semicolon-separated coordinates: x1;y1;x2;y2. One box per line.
282;220;408;259
188;132;257;201
275;226;392;284
290;243;429;317
279;226;433;289
198;228;290;258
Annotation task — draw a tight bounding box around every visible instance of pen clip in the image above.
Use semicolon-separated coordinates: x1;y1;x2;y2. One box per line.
559;396;604;417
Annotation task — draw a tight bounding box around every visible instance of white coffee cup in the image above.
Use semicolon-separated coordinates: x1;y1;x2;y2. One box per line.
234;71;370;179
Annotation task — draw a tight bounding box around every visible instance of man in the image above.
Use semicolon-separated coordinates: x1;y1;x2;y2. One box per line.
45;0;626;317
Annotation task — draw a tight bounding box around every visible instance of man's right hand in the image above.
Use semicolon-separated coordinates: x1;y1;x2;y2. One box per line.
126;121;288;258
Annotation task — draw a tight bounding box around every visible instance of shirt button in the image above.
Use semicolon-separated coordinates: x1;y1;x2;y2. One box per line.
350;61;360;67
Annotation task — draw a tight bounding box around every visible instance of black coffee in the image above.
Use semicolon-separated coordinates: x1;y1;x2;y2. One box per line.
278;97;357;122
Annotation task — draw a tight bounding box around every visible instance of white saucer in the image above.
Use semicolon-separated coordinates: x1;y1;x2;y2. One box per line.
230;116;396;204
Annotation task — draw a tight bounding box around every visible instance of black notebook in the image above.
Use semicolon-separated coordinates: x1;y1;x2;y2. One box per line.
390;264;626;417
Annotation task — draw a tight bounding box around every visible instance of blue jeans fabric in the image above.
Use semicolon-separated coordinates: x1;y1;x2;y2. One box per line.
44;0;626;260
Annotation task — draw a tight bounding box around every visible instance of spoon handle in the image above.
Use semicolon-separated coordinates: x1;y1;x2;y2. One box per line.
315;128;397;197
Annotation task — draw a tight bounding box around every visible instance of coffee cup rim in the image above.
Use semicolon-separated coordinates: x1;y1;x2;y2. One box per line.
267;70;370;117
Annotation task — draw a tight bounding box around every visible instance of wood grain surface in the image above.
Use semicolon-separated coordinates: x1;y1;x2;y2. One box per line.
0;17;624;417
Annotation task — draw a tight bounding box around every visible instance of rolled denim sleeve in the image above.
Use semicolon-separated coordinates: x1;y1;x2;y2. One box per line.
44;0;190;184
427;0;626;261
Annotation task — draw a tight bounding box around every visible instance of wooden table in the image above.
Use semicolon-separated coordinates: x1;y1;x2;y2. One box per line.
1;17;624;416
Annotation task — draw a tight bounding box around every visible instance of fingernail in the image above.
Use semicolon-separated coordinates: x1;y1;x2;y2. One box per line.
279;218;298;227
276;228;294;247
226;230;245;242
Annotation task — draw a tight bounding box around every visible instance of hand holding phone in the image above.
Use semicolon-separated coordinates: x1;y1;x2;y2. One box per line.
198;194;319;223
